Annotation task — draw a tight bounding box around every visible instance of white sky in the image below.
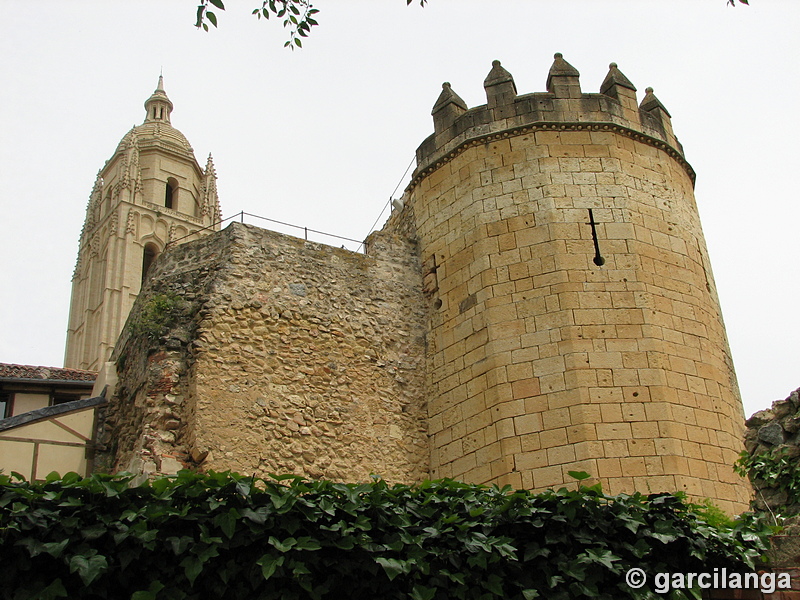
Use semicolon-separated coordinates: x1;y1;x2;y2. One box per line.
1;1;797;419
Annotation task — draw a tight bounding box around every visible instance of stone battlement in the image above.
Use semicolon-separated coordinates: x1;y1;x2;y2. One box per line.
412;54;690;190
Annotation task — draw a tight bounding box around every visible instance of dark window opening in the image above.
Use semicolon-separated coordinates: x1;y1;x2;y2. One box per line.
142;243;159;284
0;393;9;419
165;178;178;210
53;393;83;406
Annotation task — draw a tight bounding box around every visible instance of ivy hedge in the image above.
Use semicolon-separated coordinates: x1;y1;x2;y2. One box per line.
0;470;768;600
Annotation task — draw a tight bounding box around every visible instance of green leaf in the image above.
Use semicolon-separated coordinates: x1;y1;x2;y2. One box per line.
69;552;108;586
294;536;322;551
208;0;225;8
568;471;591;481
410;585;436;600
269;536;297;552
81;522;106;540
42;539;70;558
256;553;285;580
167;535;194;556
132;581;166;600
36;579;68;600
206;11;218;27
214;508;239;539
376;557;410;581
180;556;203;586
235;479;251;497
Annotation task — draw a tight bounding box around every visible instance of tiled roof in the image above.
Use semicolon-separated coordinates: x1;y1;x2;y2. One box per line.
0;363;97;382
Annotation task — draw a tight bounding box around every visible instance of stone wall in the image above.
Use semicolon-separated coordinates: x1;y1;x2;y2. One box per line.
743;388;800;514
98;222;429;483
386;55;749;514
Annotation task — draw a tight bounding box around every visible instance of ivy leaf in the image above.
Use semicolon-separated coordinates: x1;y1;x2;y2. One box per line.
180;556;203;586
167;535;194;556
375;557;410;581
214;508;239;539
410;584;436;600
42;539;70;558
132;581;166;600
256;553;285;580
35;579;68;600
208;0;225;8
294;536;322;551
269;536;297;552
583;548;620;570
69;551;109;586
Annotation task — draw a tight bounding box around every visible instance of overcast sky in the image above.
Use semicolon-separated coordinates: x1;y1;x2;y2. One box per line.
1;1;797;419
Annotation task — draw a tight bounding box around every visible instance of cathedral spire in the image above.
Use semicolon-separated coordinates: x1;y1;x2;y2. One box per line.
144;75;174;124
202;153;222;222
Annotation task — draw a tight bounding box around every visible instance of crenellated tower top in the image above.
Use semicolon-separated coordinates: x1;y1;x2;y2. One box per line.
413;53;688;190
391;52;749;513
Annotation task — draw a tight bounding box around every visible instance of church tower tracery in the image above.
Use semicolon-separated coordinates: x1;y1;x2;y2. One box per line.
65;77;221;371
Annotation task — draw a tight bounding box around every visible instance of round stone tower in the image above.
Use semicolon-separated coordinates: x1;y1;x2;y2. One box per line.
388;55;749;513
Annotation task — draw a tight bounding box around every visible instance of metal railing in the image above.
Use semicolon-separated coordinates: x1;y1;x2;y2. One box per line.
165;210;366;253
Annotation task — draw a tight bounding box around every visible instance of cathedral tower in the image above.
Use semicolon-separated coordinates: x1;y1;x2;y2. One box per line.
387;55;749;512
65;77;221;371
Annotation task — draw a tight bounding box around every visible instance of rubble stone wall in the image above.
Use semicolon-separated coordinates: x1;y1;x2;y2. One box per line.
744;388;800;514
99;222;430;483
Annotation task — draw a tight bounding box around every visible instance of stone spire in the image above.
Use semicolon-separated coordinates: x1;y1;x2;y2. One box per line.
546;52;581;98
484;60;517;108
639;86;678;149
144;75;174;124
600;62;639;119
432;82;467;134
600;62;636;97
202;153;222;222
639;86;671;118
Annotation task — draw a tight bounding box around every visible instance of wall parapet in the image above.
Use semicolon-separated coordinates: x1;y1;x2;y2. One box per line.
411;54;690;190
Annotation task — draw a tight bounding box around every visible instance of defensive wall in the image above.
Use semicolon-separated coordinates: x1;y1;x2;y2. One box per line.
98;54;751;514
97;222;429;483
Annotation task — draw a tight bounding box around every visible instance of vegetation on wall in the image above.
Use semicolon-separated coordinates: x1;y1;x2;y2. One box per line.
129;292;185;341
736;447;800;515
0;470;768;600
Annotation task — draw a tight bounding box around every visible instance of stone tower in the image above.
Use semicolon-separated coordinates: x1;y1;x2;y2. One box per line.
64;77;222;371
386;55;749;513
